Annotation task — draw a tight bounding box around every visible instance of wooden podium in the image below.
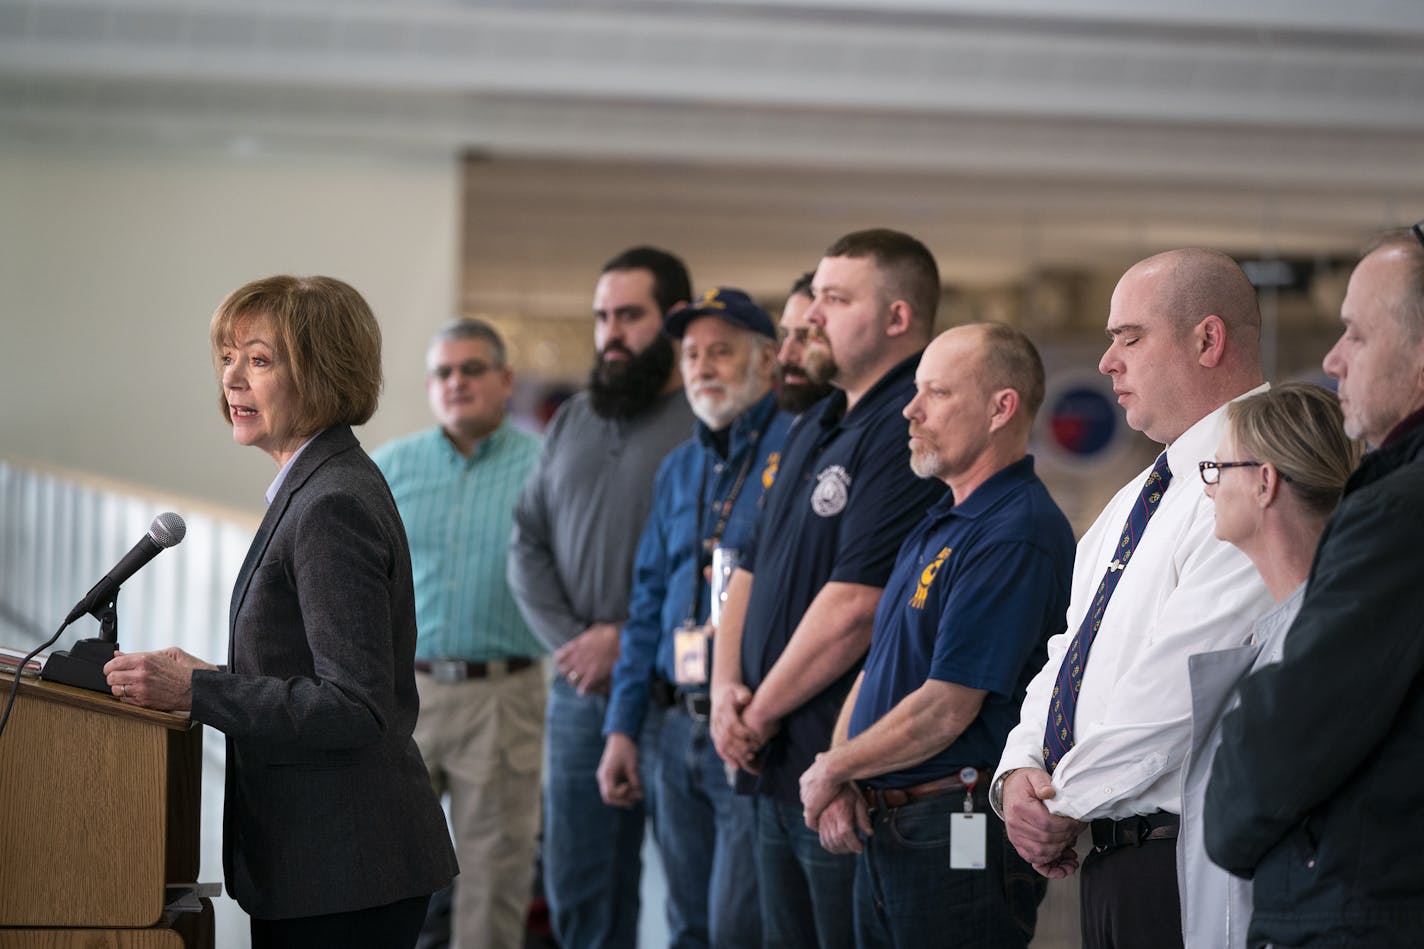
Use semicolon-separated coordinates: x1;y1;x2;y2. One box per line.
0;671;214;948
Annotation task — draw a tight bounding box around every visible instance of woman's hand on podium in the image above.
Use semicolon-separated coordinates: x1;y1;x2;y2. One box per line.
103;647;217;711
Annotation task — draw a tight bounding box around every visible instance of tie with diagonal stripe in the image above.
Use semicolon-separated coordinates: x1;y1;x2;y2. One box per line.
1042;451;1173;774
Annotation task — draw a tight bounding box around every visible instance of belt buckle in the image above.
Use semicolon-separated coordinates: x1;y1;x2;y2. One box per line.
431;659;465;683
865;786;894;812
1092;815;1149;853
686;694;710;722
1092;818;1122;853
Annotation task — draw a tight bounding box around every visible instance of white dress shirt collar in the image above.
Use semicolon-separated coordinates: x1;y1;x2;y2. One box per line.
265;432;322;506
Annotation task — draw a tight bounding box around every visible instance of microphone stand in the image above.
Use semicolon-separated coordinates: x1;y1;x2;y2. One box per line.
40;594;121;694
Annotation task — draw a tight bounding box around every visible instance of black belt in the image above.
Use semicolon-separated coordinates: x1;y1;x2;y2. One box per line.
1090;811;1180;852
650;677;676;708
649;678;709;720
673;690;711;720
414;657;536;683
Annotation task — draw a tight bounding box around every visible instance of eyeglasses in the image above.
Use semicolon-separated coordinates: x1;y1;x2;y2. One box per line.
1198;460;1263;485
429;360;497;381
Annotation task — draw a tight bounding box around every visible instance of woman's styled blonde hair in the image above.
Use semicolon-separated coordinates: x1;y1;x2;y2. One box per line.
209;275;383;435
1227;382;1362;517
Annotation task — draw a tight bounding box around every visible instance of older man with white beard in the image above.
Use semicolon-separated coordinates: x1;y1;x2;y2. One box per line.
599;287;792;948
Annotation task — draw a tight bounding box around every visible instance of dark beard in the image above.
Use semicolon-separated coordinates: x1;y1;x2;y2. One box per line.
588;333;676;419
777;379;835;415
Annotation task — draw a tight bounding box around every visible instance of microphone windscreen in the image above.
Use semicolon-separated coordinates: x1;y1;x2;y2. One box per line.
149;512;187;549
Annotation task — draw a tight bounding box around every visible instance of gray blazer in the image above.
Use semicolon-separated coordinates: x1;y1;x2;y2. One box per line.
190;426;457;920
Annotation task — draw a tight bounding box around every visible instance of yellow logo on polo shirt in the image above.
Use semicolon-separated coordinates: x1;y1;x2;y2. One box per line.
909;547;951;609
762;452;780;491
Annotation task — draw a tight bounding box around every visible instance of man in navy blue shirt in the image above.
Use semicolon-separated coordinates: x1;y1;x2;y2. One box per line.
798;322;1075;948
711;229;949;948
596;288;792;948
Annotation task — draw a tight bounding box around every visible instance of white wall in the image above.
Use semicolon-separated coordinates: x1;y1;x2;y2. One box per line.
0;141;463;946
0;144;461;514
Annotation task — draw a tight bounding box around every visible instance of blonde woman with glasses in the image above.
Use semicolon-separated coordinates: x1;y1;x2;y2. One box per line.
1176;382;1361;949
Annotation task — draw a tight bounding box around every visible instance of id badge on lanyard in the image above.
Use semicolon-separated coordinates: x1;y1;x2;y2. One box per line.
950;766;986;870
673;620;711;686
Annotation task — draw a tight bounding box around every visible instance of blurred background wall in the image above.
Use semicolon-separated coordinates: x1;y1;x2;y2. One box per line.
4;0;1423;517
0;146;458;504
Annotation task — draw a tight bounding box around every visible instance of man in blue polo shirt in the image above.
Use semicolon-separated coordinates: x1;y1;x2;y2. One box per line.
710;229;949;948
797;322;1074;948
597;288;792;948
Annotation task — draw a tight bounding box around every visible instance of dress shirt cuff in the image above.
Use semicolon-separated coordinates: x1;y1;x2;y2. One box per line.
989;768;1019;819
991;748;1049;819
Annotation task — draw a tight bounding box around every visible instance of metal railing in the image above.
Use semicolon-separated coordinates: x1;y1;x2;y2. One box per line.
0;457;259;945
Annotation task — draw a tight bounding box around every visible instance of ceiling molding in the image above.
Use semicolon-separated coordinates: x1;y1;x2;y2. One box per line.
3;0;1421;316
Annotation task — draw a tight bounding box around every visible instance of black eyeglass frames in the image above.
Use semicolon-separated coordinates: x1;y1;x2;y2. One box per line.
1198;460;1263;485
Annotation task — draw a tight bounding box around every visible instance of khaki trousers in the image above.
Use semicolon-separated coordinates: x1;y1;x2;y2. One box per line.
414;661;547;949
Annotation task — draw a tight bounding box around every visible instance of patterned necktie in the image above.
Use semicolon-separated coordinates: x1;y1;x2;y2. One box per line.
1042;451;1172;773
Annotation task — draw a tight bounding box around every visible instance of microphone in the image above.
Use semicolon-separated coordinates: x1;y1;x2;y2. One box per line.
41;512;187;694
64;512;187;625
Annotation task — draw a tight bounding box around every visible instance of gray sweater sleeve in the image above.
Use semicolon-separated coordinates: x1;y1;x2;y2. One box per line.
508;403;589;652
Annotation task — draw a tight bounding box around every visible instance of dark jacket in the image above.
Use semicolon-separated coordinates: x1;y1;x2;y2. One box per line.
1204;418;1424;947
190;426;458;920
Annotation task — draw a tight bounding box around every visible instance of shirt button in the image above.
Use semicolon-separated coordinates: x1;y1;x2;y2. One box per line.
1102;786;1113;795
715;463;725;474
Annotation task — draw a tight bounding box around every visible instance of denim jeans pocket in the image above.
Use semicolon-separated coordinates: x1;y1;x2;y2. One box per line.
999;830;1047;938
884;798;956;849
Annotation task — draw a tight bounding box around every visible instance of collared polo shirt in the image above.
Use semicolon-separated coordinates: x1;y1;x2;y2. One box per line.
848;456;1075;788
372;420;543;662
605;392;793;737
740;352;949;802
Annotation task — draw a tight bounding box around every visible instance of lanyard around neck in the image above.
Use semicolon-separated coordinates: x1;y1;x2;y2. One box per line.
684;423;767;623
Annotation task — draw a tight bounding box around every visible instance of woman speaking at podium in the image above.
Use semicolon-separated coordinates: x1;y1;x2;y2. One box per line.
103;275;457;949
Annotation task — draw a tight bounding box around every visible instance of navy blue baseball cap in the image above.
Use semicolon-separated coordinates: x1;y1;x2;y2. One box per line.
664;287;777;341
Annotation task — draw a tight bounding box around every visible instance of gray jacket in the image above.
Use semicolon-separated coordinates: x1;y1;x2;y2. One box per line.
190;426;457;920
1178;586;1302;949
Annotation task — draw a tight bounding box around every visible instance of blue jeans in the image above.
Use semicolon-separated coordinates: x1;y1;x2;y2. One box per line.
657;706;760;949
543;675;663;949
755;795;857;949
854;791;1046;949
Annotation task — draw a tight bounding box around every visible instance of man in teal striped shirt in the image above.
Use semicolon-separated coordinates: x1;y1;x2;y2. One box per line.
373;318;543;949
